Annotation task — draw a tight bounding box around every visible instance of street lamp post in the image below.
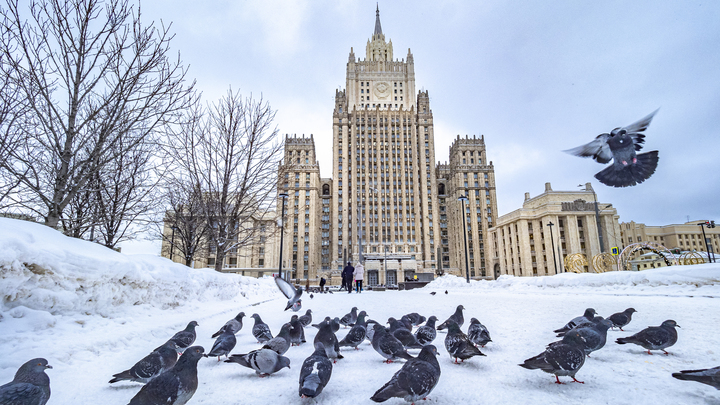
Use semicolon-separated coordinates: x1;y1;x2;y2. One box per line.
458;194;470;283
580;183;604;253
278;193;289;280
698;221;716;263
547;221;559;274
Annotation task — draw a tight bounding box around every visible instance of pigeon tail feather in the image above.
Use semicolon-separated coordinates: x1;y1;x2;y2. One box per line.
595;151;658;187
370;380;406;403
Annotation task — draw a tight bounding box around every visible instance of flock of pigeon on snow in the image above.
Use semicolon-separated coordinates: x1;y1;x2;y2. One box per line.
2;294;720;405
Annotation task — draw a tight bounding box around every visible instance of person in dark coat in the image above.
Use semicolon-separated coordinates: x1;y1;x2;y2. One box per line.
319;277;326;293
342;262;354;292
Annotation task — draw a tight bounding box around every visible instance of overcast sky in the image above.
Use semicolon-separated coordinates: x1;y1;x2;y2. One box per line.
122;1;720;253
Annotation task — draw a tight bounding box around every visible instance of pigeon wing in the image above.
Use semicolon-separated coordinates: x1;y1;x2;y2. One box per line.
563;134;613;164
275;277;300;300
0;382;46;404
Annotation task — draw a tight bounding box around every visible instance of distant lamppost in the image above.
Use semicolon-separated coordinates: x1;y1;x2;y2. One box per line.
278;193;289;280
698;221;717;263
458;194;470;283
579;184;604;252
169;225;177;261
547;221;559;274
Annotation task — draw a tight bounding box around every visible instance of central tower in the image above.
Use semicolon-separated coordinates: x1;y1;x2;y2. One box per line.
331;7;439;285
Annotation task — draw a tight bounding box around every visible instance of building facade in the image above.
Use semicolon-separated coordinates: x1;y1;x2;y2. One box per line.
620;220;720;253
489;182;620;277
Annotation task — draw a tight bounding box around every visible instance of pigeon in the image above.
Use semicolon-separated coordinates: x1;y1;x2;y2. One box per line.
168;321;199;354
312;316;331;329
314;320;344;362
672;367;720;390
251;314;273;343
225;348;290;377
550;318;613;357
211;312;245;338
389;318;423;349
616;319;680;355
298;309;313;327
371;324;414;363
128;346;204;405
299;343;334;398
340;307;359;327
0;358;52;405
444;290;448;295
404;313;427;326
289;316;306;346
467;318;492;348
110;341;178;383
264;323;292;355
275;276;303;311
608;308;637;331
520;331;586;384
339;311;369;350
437;305;465;331
554;308;596;335
206;328;237;361
414;316;438;346
399;316;415;331
444;322;485;363
564;109;660;187
370;345;441;403
430;291;436;296
310;294;314;299
365;319;382;343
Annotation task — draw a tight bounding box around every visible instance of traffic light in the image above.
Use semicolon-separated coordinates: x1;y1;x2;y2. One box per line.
711;220;716;228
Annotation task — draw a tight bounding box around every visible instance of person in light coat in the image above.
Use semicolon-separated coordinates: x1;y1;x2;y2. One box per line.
354;262;365;293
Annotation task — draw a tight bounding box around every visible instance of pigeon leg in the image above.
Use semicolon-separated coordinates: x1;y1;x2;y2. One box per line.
554;376;565;385
571;377;585;384
647;350;653;355
662;350;671;355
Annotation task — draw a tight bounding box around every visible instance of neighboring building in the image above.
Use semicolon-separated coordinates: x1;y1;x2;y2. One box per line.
620;220;720;253
489;182;621;277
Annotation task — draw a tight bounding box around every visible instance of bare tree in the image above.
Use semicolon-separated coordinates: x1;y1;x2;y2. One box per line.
160;179;207;267
166;89;284;272
0;0;194;227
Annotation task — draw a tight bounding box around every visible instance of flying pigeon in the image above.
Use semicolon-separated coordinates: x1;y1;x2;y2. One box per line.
206;328;237;361
298;309;313;327
467;318;492;348
554;308;596;335
444;322;485;363
550;318;613;357
370;345;441;403
314;319;344;362
275;276;303;311
299;343;334;398
211;312;245;338
0;358;52;405
520;331;586;384
672;367;720;390
608;308;637;331
616;319;680;355
168;321;198;354
264;323;292;355
110;341;178;383
289;316;306;346
340;307;359;328
128;346;204;405
339;311;369;350
225;348;290;377
371;324;414;363
389;318;423;349
251;314;273;343
404;313;427;327
414;316;438;346
437;305;465;331
564;109;660;187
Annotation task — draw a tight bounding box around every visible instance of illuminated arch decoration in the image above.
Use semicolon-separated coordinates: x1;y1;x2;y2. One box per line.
564;253;588;273
679;251;704;265
617;242;678;271
591;253;616;273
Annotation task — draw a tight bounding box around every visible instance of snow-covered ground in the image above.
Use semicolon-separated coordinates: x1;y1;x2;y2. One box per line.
1;217;720;404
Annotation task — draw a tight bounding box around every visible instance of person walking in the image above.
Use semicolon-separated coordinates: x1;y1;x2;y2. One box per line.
342;262;354;292
319;277;326;293
354;261;365;293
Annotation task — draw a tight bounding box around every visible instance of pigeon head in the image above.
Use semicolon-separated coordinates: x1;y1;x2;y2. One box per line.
457;305;465;312
15;358;52;384
470;318;480;325
662;320;680;328
447;321;462;334
186;321;199;330
626;308;637;314
177;346;205;367
278;323;293;335
251;313;261;320
306;309;313;315
583;308;596;318
278;356;291;371
291;315;299;322
597;319;614;331
235;312;246;321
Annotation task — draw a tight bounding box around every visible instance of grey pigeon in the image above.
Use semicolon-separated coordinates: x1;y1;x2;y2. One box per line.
467;318;492;348
430;292;436;296
312;316;340;333
372;324;414;363
298;309;313;327
312;316;331;329
389;318;423;349
556;315;605;337
444;322;485;363
264;323;292;355
314;320;344;362
616;319;680;355
554;308;596;334
519;331;586;384
275;276;303;311
110;341;178;383
550;318;613;357
608;308;637;331
414;316;438;346
564;109;659;187
206;328;237;361
340;307;359;327
370;345;441;403
168;321;198;354
128;346;204;405
211;312;245;338
251;314;273;343
289;316;306;346
0;358;52;405
225;348;290;377
339;311;369;350
437;305;465;331
299;342;334;398
672;367;720;390
404;313;427;326
399;316;414;331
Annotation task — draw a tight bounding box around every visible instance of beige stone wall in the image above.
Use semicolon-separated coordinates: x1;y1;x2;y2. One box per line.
620;220;720;253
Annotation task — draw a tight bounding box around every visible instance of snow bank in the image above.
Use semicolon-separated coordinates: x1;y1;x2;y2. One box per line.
0;218;280;318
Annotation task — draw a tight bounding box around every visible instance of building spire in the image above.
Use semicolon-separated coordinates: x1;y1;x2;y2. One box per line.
374;3;382;37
